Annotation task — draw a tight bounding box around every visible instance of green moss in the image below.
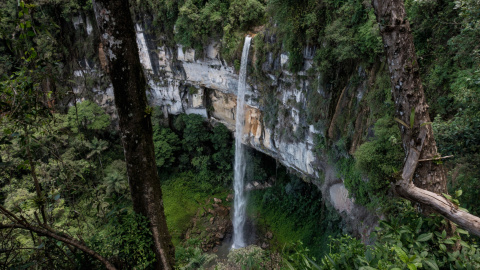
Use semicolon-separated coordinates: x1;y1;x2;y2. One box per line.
247;171;342;258
188;86;198;95
162;171;226;246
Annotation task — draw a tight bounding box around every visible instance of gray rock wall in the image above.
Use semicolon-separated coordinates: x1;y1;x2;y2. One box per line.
73;22;379;238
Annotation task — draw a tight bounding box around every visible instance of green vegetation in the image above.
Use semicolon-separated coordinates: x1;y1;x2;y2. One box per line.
247;154;342;258
404;0;480;217
2;0;480;269
286;201;480;270
0;104;232;268
175;238;218;269
1;104;142;267
347;116;404;209
67;100;111;134
264;0;381;74
157;113;234;186
90;209;157;269
138;0;266;63
162;171;226;245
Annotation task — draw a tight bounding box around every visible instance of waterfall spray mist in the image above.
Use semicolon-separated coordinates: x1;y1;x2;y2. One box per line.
232;36;252;249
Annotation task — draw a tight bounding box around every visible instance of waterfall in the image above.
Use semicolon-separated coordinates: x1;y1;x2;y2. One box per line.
232;36;252;249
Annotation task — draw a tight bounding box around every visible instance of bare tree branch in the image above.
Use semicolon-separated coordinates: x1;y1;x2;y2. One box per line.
0;222;116;270
1;203;115;269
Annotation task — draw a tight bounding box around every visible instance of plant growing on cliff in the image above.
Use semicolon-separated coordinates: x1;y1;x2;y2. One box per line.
285;201;480;269
341;116;403;209
173;0;265;62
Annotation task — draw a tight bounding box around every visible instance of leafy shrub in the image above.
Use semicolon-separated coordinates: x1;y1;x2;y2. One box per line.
249;169;342;258
175;114;211;154
268;0;381;74
341;116;404;209
211;123;234;183
326;66;399;210
103;160;128;196
91;210;156;269
286;201;480;270
153;125;180;168
136;0;179;44
433;69;480;215
66;100;110;134
227;245;267;269
176;245;217;270
173;0;265;61
228;0;265;30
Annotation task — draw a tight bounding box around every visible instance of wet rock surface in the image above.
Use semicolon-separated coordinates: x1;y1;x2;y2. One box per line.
185;197;233;252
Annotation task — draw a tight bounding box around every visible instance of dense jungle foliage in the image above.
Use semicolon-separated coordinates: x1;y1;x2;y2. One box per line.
1;0;480;269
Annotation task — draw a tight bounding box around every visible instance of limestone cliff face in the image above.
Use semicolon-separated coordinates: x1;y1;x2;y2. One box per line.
73;22;378;237
134;24;378;234
134;26;319;179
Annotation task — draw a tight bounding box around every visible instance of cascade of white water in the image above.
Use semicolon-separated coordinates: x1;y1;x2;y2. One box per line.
232;36;252;249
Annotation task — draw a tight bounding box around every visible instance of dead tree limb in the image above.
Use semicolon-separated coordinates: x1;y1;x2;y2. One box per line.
0;223;116;270
0;205;116;269
372;0;480;237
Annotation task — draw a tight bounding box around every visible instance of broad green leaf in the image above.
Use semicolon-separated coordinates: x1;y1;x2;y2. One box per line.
422;259;439;270
359;267;377;270
442;193;452;201
282;258;295;270
443;238;455;245
307;257;321;269
415;218;423;233
366;248;374;262
455;189;463;197
394;246;409;263
407;263;417;270
460;241;470;249
417;233;433;242
394;117;410;129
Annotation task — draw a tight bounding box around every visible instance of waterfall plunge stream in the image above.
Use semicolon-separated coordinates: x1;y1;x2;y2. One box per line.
232;36;252;249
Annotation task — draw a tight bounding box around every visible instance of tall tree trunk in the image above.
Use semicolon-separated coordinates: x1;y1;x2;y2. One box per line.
92;1;175;269
371;0;480;237
372;0;447;199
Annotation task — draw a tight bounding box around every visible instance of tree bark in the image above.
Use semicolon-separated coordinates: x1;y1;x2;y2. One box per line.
371;0;447;197
92;1;175;269
372;0;480;237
